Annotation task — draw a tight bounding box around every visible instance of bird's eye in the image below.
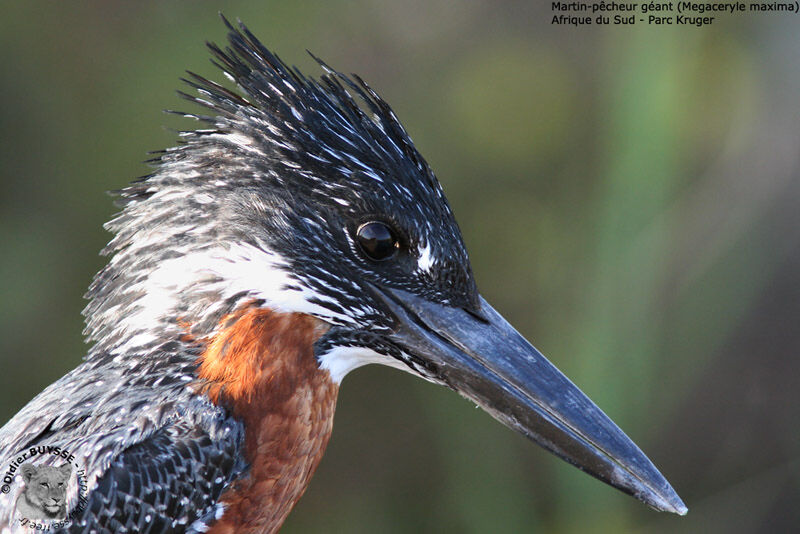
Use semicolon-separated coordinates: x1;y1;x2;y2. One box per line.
356;222;399;261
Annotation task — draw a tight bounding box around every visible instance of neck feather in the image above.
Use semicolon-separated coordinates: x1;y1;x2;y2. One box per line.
196;305;338;533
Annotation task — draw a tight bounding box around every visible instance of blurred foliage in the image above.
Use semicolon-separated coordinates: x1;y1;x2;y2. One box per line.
1;1;799;533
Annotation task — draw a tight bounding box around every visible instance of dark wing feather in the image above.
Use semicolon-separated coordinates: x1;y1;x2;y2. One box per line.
62;417;244;534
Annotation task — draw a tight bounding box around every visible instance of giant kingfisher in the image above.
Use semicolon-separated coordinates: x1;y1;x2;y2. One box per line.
0;17;686;533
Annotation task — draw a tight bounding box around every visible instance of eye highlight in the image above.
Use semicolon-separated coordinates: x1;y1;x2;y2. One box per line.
356;221;399;261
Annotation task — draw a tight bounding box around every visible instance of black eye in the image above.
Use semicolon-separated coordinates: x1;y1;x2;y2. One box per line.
356;221;399;261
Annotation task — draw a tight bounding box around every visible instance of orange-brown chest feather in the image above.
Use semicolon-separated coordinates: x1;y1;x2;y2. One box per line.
196;307;338;534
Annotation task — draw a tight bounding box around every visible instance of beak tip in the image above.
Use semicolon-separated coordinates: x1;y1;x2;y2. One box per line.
663;502;689;516
647;487;688;516
609;451;687;516
668;498;689;516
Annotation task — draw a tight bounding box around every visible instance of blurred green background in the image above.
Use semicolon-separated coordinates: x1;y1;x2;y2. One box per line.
1;2;799;533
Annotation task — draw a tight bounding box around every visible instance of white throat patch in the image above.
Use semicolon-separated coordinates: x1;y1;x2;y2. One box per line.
317;345;408;383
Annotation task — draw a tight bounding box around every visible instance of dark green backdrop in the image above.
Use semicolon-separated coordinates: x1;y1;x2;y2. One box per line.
1;2;798;532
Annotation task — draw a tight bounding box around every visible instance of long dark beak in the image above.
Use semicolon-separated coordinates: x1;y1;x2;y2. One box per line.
375;287;687;515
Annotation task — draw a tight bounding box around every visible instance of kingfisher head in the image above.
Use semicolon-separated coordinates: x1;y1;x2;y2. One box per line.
83;18;685;514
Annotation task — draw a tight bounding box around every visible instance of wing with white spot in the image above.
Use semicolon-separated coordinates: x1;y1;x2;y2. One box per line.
64;418;244;534
0;352;246;533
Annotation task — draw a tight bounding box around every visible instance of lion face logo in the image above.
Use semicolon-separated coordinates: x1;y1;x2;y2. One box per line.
14;463;72;520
